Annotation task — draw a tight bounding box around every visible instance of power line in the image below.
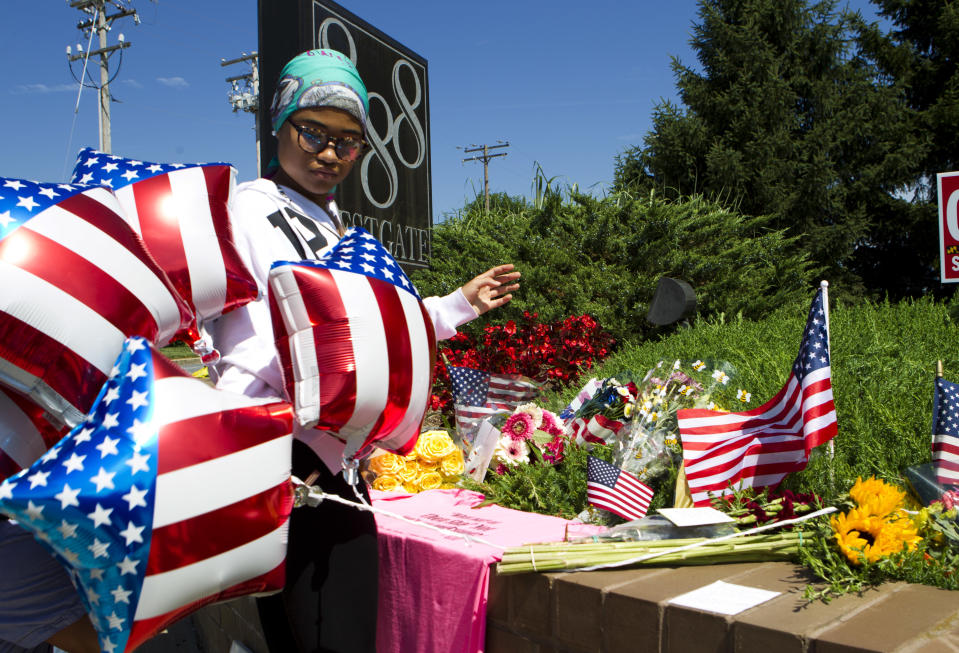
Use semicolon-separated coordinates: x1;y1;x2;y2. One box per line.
220;51;260;173
460;141;509;214
65;0;142;154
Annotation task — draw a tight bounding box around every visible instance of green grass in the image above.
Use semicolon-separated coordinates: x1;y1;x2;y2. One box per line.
539;294;959;503
159;343;196;360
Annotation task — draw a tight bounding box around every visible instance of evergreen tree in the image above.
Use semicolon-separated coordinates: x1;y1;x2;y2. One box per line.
614;0;922;296
852;0;959;296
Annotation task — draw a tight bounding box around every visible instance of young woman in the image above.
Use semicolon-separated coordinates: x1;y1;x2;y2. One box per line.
207;48;519;652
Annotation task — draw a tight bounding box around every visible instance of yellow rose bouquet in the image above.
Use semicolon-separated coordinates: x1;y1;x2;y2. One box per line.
365;430;466;493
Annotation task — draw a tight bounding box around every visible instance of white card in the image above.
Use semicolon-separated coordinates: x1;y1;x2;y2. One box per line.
657;507;737;526
668;580;780;615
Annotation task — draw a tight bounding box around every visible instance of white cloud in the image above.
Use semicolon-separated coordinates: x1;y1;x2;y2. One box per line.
156;76;189;88
121;79;143;89
10;83;76;95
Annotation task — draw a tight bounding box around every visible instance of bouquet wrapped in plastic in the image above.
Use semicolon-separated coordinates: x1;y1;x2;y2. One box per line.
563;359;746;487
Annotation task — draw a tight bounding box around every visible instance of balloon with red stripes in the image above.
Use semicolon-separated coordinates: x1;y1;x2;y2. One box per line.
71;148;259;351
0;176;194;427
269;227;437;462
0;336;294;653
0;386;69;483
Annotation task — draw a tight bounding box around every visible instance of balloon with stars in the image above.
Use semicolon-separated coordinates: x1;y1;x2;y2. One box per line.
71;148;258;348
0;174;193;427
0;337;295;652
268;227;436;462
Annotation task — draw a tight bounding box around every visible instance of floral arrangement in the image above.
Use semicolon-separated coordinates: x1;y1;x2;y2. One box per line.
795;476;959;599
459;401;607;519
490;403;567;472
566;359;747;502
430;312;615;416
365;430;466;493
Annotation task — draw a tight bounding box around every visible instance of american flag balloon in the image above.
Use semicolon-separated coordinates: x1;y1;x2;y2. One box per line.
0;175;193;427
269;227;437;461
71;148;258;342
0;337;294;652
0;386;69;483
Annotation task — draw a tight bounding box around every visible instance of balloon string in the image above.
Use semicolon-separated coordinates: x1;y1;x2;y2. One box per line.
300;486;506;551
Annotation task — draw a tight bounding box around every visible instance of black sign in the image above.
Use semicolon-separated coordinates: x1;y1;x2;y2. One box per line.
258;0;432;270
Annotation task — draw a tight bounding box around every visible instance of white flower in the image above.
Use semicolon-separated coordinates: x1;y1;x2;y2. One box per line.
514;403;543;429
672;360;681;370
492;434;529;466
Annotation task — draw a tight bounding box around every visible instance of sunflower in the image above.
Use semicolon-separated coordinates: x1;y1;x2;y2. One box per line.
849;476;906;518
831;507;922;565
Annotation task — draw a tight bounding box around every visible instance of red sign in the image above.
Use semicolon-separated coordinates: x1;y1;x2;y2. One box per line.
938;171;959;283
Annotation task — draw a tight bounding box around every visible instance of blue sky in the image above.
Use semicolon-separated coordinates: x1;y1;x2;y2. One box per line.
3;0;881;221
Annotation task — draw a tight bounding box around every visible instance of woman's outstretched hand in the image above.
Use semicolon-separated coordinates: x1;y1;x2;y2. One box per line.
461;264;521;316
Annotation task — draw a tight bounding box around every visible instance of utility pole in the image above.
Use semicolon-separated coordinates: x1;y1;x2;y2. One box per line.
462;141;509;214
66;0;139;154
221;52;261;173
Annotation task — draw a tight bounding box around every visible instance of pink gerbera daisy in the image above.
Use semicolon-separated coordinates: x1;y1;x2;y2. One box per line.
540;410;563;436
504;412;535;441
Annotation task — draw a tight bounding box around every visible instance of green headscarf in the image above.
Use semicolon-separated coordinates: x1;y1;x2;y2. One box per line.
269;49;369;136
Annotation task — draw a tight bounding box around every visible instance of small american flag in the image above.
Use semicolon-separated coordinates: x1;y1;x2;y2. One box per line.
586;455;654;521
0;175;191;426
269;227;437;460
448;365;539;444
0;337;293;652
932;376;959;486
71;147;258;329
559;377;603;421
567;414;626;446
678;287;838;505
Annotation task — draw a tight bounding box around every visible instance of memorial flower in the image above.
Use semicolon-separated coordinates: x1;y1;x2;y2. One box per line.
503;412;536;442
831;507;921;565
848;476;906;518
540;409;563;436
493;434;529;466
366;431;468;493
439;448;465;477
514;402;543;429
417;471;443;491
372;475;402;492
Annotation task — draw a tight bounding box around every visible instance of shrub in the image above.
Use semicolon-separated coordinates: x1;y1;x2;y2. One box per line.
413;189;817;347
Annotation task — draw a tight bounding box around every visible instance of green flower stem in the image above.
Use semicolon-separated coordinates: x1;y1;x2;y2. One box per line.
497;533;802;574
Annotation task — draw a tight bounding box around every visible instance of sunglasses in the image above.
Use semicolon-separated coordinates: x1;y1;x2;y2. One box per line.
289;122;368;161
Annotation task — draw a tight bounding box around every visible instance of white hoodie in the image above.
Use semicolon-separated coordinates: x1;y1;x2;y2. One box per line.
206;178;477;471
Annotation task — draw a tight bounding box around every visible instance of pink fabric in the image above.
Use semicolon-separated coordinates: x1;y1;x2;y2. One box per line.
372;488;603;653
